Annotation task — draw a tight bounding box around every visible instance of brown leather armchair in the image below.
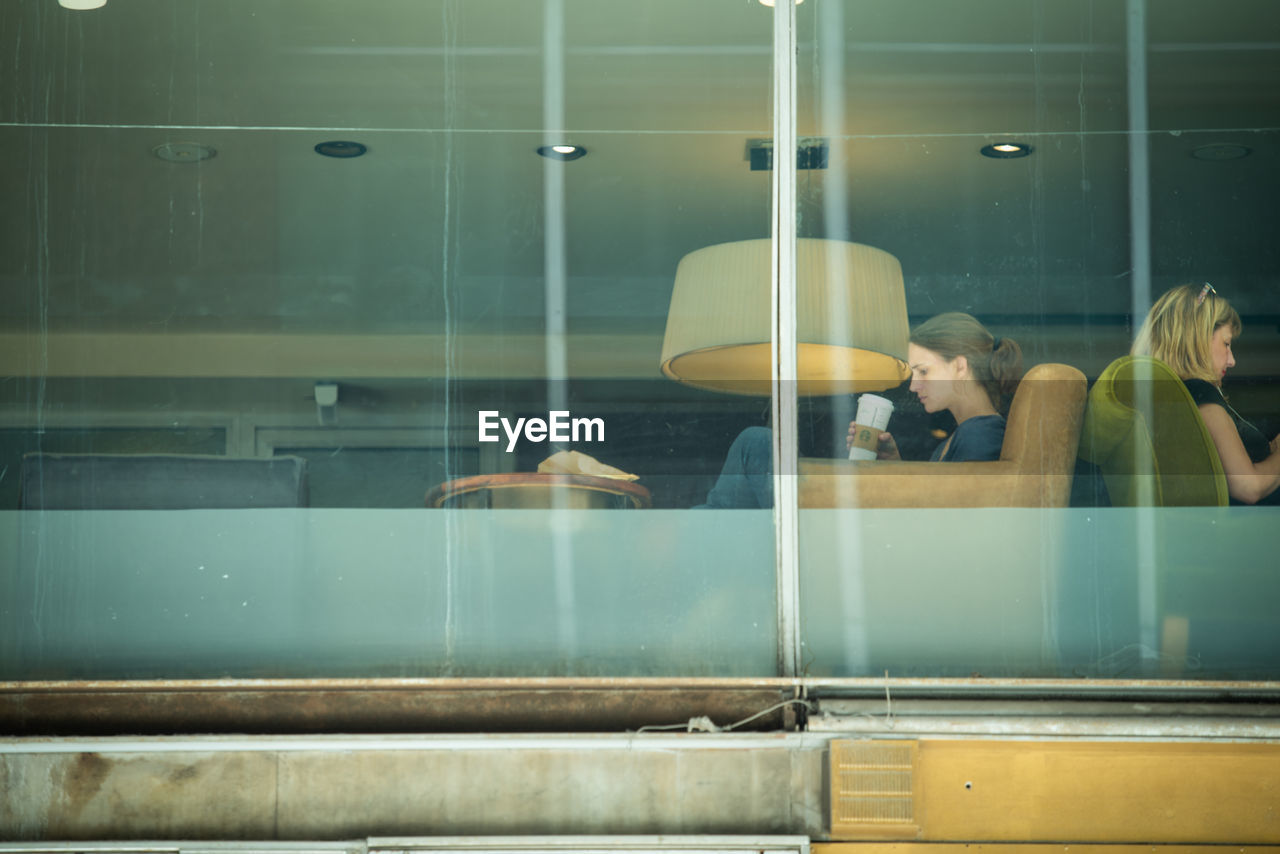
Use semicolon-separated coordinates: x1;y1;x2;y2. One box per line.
798;362;1088;508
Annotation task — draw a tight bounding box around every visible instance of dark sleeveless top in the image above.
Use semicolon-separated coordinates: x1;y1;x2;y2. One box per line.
931;414;1006;462
1183;379;1270;463
1184;378;1279;506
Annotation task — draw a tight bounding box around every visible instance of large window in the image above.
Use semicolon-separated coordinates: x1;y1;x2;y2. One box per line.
1;0;1276;684
0;0;780;680
794;0;1280;680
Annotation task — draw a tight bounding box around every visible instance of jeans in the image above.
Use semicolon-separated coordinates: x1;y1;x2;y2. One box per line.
696;426;773;509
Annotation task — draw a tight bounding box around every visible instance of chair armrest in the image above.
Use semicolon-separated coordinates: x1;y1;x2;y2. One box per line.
798;458;1072;508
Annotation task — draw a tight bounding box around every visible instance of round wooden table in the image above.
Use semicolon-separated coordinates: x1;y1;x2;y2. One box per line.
426;472;652;509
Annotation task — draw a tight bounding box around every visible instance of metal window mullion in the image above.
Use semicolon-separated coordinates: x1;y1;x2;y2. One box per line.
1126;0;1159;672
771;0;801;680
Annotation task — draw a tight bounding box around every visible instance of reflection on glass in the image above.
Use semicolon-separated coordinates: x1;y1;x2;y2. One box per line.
2;0;1276;684
795;0;1280;679
0;0;779;679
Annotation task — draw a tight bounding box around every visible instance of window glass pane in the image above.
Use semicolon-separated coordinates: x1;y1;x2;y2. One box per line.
0;0;779;679
795;0;1280;679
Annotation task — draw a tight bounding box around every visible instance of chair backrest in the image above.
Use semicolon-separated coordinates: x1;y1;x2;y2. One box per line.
1001;361;1088;471
1078;355;1227;506
19;453;310;509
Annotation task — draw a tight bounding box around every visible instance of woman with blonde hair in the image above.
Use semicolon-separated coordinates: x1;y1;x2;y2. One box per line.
698;312;1021;508
1132;283;1280;505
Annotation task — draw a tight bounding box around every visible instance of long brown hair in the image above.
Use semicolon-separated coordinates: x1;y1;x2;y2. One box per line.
910;312;1023;413
1131;283;1241;384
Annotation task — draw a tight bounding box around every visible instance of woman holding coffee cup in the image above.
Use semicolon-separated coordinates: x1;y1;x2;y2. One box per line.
696;312;1021;508
856;312;1022;463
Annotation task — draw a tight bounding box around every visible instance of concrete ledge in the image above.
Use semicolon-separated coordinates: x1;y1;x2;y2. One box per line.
0;735;827;841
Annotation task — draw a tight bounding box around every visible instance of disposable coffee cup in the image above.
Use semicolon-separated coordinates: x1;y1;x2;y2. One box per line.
847;393;894;460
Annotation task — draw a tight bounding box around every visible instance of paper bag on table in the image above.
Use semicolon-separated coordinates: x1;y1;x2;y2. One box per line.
537;450;639;481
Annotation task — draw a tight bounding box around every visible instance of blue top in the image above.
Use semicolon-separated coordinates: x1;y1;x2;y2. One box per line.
931;414;1006;462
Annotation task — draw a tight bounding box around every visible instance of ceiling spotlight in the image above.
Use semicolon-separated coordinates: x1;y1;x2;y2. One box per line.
314;140;368;159
152;142;216;163
537;145;587;161
58;0;107;8
980;142;1033;159
1191;143;1251;162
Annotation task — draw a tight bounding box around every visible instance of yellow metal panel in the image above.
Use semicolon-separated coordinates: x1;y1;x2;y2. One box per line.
829;739;1280;843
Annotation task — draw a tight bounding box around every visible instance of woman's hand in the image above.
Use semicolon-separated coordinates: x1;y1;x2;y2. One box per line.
876;432;902;460
849;422;901;459
1271;433;1280;456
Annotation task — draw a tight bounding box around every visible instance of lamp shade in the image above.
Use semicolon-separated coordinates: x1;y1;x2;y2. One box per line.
660;238;911;396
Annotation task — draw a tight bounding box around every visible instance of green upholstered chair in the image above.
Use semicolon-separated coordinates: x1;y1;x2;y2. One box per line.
1079;355;1227;506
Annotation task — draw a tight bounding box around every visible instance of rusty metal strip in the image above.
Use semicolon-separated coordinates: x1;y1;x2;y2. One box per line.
3;677;1280;737
0;681;797;736
6;676;1280;695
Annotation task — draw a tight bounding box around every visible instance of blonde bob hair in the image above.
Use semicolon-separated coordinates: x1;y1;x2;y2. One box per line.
1131;284;1241;384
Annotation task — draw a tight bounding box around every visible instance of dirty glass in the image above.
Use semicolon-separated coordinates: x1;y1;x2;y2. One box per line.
795;0;1280;679
0;0;778;679
5;0;1274;687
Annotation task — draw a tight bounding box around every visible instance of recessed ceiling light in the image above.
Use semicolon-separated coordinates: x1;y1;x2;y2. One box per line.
152;142;216;163
1191;143;1251;162
980;142;1033;159
537;145;587;161
58;0;106;9
314;140;368;158
758;0;804;6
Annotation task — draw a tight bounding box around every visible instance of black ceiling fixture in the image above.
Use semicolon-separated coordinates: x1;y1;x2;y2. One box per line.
314;141;368;158
537;145;587;161
748;139;829;171
1191;143;1251;161
980;142;1033;159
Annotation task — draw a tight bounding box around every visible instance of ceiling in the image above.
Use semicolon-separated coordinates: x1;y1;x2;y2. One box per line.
1;0;1277;379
